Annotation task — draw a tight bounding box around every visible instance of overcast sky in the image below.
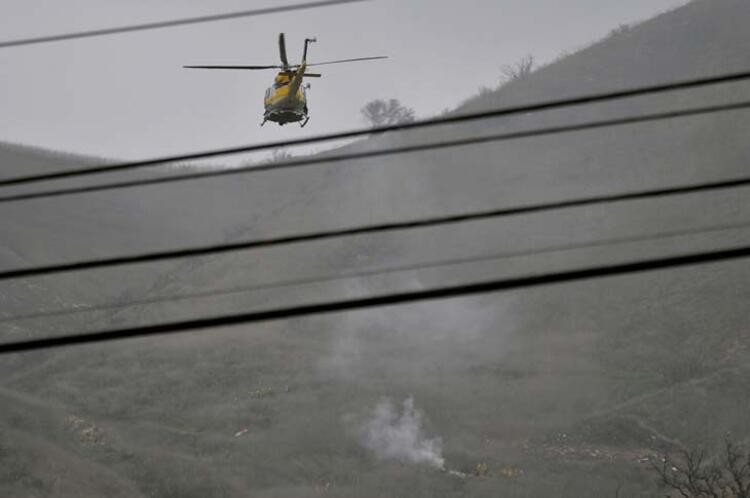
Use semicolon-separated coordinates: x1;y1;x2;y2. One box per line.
0;0;689;160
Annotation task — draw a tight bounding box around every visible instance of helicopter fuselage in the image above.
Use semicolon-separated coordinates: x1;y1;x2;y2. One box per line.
264;80;308;125
263;65;309;126
184;33;386;129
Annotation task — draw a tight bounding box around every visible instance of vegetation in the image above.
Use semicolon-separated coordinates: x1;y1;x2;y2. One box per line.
360;98;416;127
500;55;535;84
651;438;750;498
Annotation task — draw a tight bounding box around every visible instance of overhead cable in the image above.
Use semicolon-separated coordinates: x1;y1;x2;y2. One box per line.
1;244;749;354
2;219;748;324
2;167;750;282
2;69;750;191
3;99;750;204
0;0;370;49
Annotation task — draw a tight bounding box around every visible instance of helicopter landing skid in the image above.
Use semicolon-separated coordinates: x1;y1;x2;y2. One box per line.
260;111;307;127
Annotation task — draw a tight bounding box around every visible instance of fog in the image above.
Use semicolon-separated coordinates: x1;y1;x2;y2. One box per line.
0;0;688;158
2;0;750;496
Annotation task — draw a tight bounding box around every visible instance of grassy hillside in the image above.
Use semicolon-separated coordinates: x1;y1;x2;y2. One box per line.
3;0;750;496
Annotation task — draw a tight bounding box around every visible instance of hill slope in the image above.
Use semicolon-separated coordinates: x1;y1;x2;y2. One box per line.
3;1;750;496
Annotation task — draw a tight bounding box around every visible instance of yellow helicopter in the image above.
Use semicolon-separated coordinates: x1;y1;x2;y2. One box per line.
184;33;387;128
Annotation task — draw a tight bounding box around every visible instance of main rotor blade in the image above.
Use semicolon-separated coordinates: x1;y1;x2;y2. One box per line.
303;55;388;67
183;65;281;70
279;33;290;70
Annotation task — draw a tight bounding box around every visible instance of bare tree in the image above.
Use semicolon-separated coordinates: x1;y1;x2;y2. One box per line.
500;55;535;83
607;23;631;39
361;98;416;127
650;437;750;497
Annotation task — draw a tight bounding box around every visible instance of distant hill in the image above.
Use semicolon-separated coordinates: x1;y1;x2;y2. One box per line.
2;1;750;496
457;0;750;113
0;141;109;178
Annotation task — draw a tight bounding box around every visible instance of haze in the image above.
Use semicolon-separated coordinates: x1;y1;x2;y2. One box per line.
0;0;687;158
3;1;750;496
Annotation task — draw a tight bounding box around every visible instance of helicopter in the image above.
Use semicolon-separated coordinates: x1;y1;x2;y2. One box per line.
184;33;388;128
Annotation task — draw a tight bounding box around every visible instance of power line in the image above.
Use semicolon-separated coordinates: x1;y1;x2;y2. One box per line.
3;69;750;191
3;99;750;205
1;243;748;354
2;219;748;324
0;0;370;49
1;165;750;283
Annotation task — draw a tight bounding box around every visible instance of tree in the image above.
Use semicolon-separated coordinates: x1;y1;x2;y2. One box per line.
361;99;416;128
500;55;535;84
650;437;750;497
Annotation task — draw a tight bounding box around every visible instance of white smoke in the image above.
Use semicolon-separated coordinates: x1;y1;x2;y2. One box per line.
360;396;445;469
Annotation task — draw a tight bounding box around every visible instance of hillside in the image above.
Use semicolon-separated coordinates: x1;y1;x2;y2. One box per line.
2;0;750;496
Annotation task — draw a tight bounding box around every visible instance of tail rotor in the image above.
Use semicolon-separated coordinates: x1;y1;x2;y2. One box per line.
303;37;317;63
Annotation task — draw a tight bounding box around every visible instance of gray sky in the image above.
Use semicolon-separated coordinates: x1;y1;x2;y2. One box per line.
0;0;688;160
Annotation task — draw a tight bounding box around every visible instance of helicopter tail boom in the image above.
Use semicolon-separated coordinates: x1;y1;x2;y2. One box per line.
288;62;308;98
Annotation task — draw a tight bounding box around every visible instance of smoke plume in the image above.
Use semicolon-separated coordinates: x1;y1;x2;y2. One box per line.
360;396;444;469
